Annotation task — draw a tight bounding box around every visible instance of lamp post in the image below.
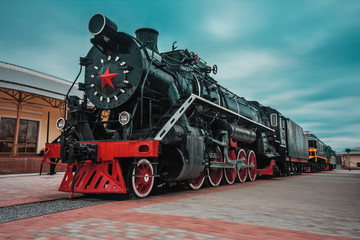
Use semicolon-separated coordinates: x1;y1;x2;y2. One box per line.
345;148;351;171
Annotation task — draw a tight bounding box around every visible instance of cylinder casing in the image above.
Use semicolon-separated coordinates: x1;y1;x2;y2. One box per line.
227;123;257;143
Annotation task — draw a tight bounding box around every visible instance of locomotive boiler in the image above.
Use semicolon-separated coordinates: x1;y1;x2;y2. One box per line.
43;14;310;198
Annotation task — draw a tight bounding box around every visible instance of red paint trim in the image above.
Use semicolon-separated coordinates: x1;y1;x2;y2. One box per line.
257;160;276;176
45;143;61;158
93;140;159;161
59;160;127;194
45;140;159;162
44;140;159;195
229;138;237;148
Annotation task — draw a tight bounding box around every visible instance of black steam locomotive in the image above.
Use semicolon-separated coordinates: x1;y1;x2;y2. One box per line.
44;14;309;198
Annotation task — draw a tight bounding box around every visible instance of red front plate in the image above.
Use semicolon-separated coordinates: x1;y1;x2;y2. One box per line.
45;140;159;161
44;140;159;194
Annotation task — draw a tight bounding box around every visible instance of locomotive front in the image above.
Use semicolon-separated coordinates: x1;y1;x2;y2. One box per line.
84;13;173;110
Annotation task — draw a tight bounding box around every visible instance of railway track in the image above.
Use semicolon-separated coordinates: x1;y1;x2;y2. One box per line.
0;178;254;223
0;197;114;223
0;182;200;223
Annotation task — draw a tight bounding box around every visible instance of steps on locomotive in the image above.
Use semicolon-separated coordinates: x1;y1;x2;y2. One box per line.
148;97;188;138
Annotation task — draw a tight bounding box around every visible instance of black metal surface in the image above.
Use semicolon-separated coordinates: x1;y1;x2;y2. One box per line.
286;119;309;159
135;28;159;53
89;13;118;38
227;123;256;143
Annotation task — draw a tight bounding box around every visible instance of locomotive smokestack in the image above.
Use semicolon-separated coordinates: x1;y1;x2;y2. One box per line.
135;28;159;53
88;13;118;39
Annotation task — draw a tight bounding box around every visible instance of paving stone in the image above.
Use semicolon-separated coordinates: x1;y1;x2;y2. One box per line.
131;171;360;239
0;170;359;239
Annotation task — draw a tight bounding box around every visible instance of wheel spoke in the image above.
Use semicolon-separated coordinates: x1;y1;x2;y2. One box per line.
137;182;146;192
237;149;248;183
131;159;154;198
189;170;205;190
248;150;257;181
224;150;236;184
207;147;223;187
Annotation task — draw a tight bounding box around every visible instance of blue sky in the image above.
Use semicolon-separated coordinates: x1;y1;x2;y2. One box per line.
1;0;359;152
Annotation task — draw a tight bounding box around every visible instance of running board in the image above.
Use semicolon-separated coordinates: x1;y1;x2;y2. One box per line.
192;94;274;132
154;94;274;141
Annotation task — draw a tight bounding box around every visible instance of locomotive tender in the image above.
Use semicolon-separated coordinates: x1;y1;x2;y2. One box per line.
44;14;311;198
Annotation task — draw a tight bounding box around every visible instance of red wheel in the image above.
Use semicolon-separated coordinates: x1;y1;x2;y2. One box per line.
224;150;237;184
207;147;223;187
189;170;205;190
237;149;248;183
248;150;257;181
131;159;154;198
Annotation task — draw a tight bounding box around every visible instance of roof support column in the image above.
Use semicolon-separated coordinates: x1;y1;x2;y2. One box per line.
11;92;22;156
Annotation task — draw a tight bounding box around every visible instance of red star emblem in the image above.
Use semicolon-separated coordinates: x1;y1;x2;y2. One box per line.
99;67;118;89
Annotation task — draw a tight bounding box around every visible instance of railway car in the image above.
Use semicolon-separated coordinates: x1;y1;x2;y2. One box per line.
304;131;328;172
42;14;322;198
325;145;336;171
251;105;309;176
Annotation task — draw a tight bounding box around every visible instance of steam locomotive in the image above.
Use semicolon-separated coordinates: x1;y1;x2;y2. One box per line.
44;14;311;198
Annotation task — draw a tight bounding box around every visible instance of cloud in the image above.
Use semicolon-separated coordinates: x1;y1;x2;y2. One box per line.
222;51;291;80
3;30;90;81
204;17;240;41
323;136;360;152
200;2;263;41
258;87;321;107
288;97;360;152
288;97;360;120
283;31;331;56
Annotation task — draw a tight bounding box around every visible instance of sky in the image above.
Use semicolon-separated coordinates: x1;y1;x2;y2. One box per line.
1;0;359;152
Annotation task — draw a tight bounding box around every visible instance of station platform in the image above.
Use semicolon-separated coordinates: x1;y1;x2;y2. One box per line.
0;172;79;208
0;170;359;239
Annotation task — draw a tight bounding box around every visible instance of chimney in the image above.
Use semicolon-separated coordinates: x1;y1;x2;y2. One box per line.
135;28;159;53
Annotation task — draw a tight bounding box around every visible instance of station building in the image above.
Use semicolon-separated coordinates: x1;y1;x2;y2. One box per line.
0;61;81;174
336;147;360;170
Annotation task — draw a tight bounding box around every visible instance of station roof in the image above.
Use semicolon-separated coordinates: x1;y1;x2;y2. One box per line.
336;148;360;155
0;61;82;100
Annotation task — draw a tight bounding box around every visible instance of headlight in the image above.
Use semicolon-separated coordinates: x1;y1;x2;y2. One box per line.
118;111;131;126
56;118;66;130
